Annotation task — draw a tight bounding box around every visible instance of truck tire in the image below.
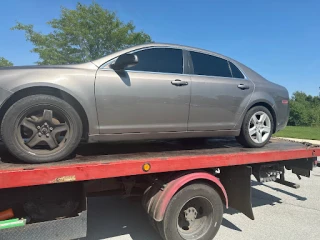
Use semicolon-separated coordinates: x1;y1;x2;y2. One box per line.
153;183;223;240
236;106;274;148
1;94;82;163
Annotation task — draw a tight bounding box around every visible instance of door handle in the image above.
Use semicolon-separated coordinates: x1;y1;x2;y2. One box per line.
237;84;250;90
171;79;188;86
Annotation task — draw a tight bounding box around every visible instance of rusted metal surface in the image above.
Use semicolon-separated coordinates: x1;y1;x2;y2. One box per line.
0;138;319;189
50;175;76;183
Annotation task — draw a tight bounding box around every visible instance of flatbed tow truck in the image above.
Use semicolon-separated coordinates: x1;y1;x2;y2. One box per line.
0;138;319;240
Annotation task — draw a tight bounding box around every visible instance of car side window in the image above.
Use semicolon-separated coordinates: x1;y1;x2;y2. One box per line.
126;48;183;74
190;51;232;78
229;61;245;79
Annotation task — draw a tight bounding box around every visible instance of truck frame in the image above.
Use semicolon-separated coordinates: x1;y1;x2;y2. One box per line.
0;138;319;240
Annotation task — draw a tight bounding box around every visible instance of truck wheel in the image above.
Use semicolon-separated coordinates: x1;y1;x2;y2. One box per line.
1;94;82;163
154;183;223;240
236;106;273;148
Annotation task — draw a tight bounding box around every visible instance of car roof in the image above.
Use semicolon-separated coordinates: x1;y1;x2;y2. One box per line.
90;43;269;83
91;43;235;67
131;43;229;58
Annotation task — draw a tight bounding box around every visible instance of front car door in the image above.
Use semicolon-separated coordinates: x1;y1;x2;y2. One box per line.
95;47;191;134
187;51;254;131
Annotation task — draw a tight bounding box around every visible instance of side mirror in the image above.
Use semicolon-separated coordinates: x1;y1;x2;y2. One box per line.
110;53;138;70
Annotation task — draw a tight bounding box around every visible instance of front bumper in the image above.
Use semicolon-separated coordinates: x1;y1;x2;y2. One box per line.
0;87;13;107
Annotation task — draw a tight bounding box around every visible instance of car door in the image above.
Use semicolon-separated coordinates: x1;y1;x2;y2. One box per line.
95;47;191;134
187;51;254;131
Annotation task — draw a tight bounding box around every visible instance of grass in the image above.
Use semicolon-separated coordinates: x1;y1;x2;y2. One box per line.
273;126;320;140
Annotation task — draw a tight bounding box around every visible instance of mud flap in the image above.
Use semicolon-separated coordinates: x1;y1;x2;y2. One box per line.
284;157;315;177
220;165;254;220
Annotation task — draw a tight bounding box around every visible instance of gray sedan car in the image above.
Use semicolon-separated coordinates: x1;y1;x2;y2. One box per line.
0;43;289;163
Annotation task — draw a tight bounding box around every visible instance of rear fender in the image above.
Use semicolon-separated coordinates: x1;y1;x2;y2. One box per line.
142;172;228;222
235;93;276;130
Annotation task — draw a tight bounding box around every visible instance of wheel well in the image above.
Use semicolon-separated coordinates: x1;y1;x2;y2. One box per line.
0;87;89;139
249;102;277;133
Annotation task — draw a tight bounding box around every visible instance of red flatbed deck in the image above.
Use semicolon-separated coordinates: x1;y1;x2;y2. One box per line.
0;138;319;189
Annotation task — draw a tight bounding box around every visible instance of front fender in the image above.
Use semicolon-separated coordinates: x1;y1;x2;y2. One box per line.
0;67;99;135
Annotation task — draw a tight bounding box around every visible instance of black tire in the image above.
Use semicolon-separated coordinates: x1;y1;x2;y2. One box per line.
154;183;223;240
236;106;274;148
1;94;82;163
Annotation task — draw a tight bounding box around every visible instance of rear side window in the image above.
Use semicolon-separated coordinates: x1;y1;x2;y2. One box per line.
126;48;183;74
229;61;245;79
190;51;232;78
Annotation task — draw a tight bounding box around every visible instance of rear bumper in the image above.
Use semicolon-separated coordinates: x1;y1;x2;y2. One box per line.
276;118;288;132
274;101;289;132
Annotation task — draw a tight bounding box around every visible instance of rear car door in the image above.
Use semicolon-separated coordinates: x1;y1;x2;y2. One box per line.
95;47;191;134
187;51;254;131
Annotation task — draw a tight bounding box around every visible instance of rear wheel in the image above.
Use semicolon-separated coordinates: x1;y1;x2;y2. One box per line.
152;183;223;240
236;106;273;148
1;94;82;163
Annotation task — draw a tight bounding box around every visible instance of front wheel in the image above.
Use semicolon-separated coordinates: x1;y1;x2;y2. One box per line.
153;183;223;240
1;94;82;163
236;106;274;148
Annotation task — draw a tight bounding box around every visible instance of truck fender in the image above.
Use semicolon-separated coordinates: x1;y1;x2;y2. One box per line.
142;172;228;222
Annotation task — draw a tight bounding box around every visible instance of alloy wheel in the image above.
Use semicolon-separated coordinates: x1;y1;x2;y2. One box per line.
17;108;70;154
248;111;271;144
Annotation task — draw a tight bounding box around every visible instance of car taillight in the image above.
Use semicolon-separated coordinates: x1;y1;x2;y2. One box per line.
282;100;289;104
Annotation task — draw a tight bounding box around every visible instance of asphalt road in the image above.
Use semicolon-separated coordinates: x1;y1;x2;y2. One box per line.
84;164;320;240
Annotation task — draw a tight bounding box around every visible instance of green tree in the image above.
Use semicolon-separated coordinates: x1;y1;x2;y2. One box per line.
288;100;309;126
12;2;152;65
0;57;13;67
289;91;320;126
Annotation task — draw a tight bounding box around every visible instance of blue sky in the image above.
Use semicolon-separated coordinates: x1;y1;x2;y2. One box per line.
0;0;319;96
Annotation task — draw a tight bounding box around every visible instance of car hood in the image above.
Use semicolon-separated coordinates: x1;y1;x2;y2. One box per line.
0;62;98;93
0;62;97;71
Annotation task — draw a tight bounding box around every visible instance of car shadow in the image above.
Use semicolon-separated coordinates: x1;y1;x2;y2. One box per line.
0;143;21;164
75;138;240;157
0;138;241;165
0;138;286;166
